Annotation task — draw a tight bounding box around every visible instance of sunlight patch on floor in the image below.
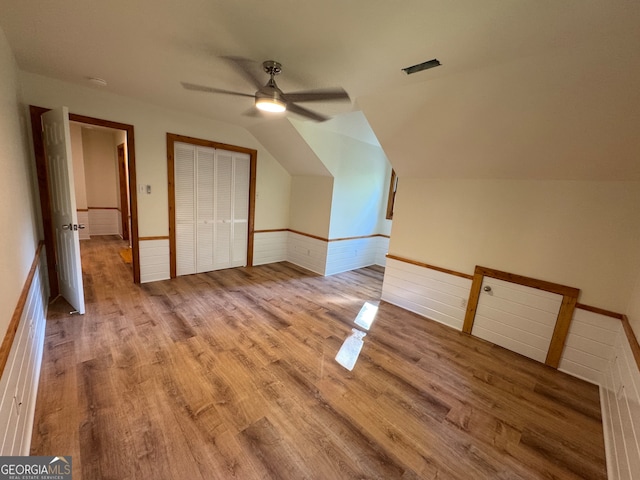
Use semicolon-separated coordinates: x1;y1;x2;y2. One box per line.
335;301;379;371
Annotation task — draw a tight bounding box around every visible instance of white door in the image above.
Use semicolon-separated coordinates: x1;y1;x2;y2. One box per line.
214;150;249;270
211;152;232;271
42;107;86;314
175;143;197;276
175;142;249;275
231;153;250;267
196;146;215;273
471;277;562;363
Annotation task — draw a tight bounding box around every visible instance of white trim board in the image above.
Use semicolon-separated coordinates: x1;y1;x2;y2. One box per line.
0;250;49;455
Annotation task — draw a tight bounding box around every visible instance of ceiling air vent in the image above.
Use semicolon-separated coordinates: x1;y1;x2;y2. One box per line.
401;58;441;75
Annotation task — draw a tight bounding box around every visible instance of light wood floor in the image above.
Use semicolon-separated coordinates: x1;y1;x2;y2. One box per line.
31;236;607;479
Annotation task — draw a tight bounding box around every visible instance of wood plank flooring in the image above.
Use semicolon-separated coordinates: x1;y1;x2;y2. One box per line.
31;236;607;479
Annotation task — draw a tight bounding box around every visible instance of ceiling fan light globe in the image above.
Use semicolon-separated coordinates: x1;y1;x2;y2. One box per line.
255;97;286;113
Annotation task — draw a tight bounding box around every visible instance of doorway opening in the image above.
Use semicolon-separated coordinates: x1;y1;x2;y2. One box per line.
30;106;140;302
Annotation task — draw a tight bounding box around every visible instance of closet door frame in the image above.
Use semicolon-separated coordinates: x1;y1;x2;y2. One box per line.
167;133;257;278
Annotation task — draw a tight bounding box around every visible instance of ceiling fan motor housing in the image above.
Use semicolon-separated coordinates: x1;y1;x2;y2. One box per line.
255;78;286;112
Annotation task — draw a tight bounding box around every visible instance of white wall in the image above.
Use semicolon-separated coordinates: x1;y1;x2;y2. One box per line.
289;175;333;239
0;26;49;455
19;72;291;239
82;128;118;208
82;128;121;236
390;178;640;314
255;151;290;230
0;28;41;341
69;122;87;210
291;121;392;239
328;140;391;239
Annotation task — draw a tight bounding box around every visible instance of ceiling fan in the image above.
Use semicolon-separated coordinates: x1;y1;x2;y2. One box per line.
182;59;350;122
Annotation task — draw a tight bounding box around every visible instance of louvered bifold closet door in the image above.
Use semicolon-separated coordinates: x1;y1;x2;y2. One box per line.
196;146;216;273
175;143;250;275
175;143;197;276
214;152;233;270
232;153;250;267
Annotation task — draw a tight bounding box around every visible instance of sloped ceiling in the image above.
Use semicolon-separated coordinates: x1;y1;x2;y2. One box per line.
247;118;331;176
311;111;380;147
358;15;640;180
1;1;639;179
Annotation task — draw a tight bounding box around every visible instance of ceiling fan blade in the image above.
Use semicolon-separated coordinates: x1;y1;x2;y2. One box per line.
181;82;254;98
287;103;329;122
221;56;265;90
284;88;350;103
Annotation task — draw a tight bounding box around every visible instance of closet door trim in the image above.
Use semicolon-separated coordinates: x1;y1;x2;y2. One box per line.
167;133;257;278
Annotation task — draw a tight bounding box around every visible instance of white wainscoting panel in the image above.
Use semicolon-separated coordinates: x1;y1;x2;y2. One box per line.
139;239;170;283
559;308;621;385
253;231;288;266
0;250;48;455
600;324;640;480
287;232;327;275
117;210;123;237
88;208;120;236
472;277;562;364
375;236;390;267
381;258;472;330
77;210;90;240
256;232;388;273
325;237;380;276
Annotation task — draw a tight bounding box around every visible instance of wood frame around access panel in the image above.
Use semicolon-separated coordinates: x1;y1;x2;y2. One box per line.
167;133;257;278
462;265;580;368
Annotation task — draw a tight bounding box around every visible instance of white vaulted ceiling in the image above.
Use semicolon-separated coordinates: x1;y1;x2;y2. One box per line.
1;0;639;179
